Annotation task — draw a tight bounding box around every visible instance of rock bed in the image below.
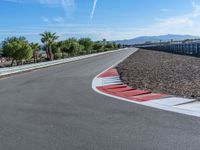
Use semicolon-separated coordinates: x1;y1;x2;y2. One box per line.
116;49;200;98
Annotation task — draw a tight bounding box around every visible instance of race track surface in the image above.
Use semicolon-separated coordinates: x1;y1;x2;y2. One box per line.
0;48;200;150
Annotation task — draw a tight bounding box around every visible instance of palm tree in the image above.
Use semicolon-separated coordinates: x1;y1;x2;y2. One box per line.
40;32;59;60
57;41;68;58
102;38;107;49
30;43;40;63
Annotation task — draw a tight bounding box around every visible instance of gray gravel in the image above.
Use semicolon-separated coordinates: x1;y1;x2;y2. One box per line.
117;49;200;98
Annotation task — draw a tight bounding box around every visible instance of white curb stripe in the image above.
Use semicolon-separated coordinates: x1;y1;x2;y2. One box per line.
145;97;195;106
102;82;123;86
92;48;200;118
175;101;200;112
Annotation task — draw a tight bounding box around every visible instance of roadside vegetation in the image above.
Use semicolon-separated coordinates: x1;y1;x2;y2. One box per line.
0;32;121;67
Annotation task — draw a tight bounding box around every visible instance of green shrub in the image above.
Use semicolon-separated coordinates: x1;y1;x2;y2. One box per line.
2;36;33;66
62;52;69;58
53;48;62;59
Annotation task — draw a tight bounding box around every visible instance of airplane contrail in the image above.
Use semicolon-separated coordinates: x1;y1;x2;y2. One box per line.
90;0;98;20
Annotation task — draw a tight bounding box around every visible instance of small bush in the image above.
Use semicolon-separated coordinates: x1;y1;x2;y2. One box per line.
54;52;62;59
62;52;69;58
53;48;62;59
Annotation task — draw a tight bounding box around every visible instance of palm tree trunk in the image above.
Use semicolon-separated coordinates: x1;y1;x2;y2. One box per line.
33;51;36;63
45;46;49;60
49;45;53;61
61;49;64;58
11;59;15;66
36;55;38;63
17;61;20;66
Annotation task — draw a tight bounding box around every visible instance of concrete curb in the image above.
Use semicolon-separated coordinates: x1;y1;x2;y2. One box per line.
0;49;126;77
92;52;200;118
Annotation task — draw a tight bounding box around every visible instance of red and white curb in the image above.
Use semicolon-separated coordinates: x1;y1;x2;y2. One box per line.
92;68;200;118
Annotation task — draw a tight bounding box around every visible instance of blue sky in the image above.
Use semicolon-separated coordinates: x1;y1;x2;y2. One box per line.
0;0;200;42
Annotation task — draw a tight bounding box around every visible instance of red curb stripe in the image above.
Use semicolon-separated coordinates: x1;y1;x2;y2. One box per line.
100;85;126;89
96;68;170;102
96;86;168;102
132;94;167;101
119;90;151;97
96;87;119;95
107;87;134;92
98;68;119;78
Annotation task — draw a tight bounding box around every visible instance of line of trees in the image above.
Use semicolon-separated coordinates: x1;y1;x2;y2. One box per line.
1;32;121;66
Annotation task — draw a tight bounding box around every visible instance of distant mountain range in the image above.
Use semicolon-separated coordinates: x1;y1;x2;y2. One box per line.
115;34;199;45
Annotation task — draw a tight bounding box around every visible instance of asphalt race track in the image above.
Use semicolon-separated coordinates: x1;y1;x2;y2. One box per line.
0;48;200;150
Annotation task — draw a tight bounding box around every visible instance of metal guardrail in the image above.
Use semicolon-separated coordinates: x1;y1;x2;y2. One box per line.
136;42;200;57
0;49;125;77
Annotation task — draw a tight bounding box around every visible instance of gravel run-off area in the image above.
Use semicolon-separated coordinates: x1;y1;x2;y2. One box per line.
116;49;200;99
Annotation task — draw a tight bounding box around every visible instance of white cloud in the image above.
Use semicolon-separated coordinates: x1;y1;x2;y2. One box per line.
38;0;75;10
41;16;65;25
91;0;98;20
147;1;200;35
41;16;51;23
38;0;75;14
3;0;75;13
0;24;111;42
2;1;200;41
3;0;24;3
53;17;65;24
89;2;200;40
160;8;170;12
111;1;200;39
192;1;200;17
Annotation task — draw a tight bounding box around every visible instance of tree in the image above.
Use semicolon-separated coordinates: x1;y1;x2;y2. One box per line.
112;42;120;49
102;38;107;48
53;48;62;60
2;37;32;66
40;31;59;60
93;41;103;52
57;40;71;58
0;48;4;64
117;44;121;49
105;42;114;50
67;40;82;56
30;42;40;63
0;48;3;56
79;38;93;54
58;38;82;56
